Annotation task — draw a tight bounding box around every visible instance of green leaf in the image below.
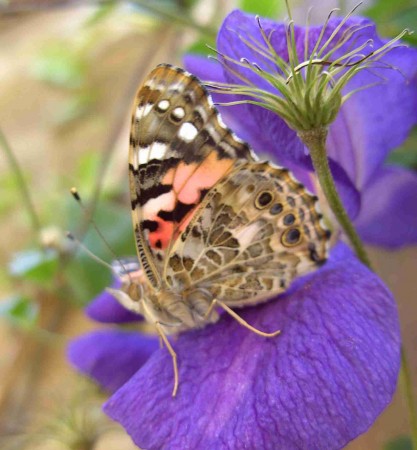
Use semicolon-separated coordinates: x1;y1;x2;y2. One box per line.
239;0;283;18
0;295;38;327
186;37;215;56
384;435;412;450
8;249;59;284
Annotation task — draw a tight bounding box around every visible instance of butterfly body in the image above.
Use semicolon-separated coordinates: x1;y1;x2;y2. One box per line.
110;64;331;337
110;262;219;333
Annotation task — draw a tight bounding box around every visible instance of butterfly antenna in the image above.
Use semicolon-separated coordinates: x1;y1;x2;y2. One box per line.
69;187;133;283
66;231;115;272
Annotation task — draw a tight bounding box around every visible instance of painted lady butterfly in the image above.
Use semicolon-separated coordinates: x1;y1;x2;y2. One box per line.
108;64;331;395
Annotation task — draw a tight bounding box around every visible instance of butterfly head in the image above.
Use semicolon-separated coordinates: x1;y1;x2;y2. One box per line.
105;258;148;315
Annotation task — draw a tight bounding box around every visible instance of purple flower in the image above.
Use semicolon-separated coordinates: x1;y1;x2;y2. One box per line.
67;10;415;449
69;244;400;449
185;11;417;249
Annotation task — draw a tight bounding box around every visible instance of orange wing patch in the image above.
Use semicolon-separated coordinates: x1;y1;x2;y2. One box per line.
145;152;236;251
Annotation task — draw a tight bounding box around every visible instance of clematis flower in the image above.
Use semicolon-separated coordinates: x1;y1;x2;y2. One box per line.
185;10;417;248
67;9;417;449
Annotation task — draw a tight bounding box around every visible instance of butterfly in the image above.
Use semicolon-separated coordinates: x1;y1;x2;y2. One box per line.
108;64;331;396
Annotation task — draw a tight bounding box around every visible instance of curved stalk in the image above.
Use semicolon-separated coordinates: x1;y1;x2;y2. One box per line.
298;126;417;450
298;127;371;267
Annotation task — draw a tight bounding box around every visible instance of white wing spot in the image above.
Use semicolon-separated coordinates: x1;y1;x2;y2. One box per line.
137;142;167;165
157;100;170;111
168;81;184;92
149;142;167;160
137;147;148;165
205;123;220;141
178;122;198;142
172;107;185;120
136;103;153;120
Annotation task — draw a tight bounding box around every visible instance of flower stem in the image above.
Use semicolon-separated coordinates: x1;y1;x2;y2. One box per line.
298;126;417;449
298;127;371;267
0;127;41;234
401;347;417;448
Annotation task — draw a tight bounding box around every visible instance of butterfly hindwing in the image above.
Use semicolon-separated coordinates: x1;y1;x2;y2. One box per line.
164;161;330;306
129;64;255;288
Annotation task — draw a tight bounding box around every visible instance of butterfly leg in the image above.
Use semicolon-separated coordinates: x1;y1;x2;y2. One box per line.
154;322;179;397
203;297;218;321
206;299;281;338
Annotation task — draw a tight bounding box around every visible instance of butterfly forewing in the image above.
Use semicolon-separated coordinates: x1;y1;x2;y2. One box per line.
129;64;255;288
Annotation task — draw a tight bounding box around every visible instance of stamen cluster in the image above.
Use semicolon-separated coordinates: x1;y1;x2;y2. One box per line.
209;4;410;133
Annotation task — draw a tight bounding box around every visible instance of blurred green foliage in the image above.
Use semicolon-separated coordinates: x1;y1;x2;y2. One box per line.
388;128;417;170
9;249;59;285
31;43;88;89
239;0;284;18
365;0;417;45
366;0;417;171
384;435;413;450
0;295;38;329
64;200;136;306
0;172;25;216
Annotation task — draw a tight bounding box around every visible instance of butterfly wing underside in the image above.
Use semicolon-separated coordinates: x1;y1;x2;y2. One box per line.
165;161;330;306
129;64;255;289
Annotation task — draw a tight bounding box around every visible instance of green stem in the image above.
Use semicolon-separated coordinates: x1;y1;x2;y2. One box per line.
0;127;41;234
401;347;417;448
299;126;417;449
298;127;371;267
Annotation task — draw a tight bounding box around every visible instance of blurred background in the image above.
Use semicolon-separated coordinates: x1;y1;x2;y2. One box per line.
0;0;416;449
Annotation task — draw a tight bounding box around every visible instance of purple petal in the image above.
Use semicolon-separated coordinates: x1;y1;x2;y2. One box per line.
86;283;142;324
184;54;226;84
355;165;417;248
216;10;417;189
68;330;159;393
104;243;400;450
328;46;417;189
